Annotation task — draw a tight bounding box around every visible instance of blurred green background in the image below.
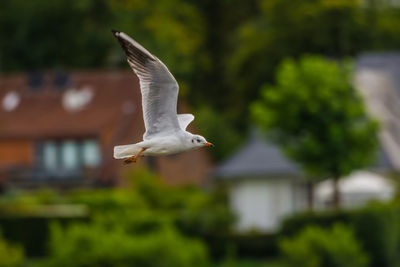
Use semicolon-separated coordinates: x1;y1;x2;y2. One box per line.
1;0;400;266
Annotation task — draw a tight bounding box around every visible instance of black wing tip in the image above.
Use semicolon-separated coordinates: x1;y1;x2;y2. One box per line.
111;29;120;36
110;29;156;63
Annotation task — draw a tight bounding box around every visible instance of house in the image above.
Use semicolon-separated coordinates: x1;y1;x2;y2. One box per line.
315;170;395;209
214;53;400;233
355;53;400;170
0;71;212;190
213;130;308;233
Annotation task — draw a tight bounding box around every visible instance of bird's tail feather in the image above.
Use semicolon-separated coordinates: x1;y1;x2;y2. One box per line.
113;143;142;159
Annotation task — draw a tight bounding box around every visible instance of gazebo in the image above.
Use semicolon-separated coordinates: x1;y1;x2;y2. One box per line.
214;131;308;233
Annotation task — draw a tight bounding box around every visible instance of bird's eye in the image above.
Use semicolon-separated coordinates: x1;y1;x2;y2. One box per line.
197;139;201;143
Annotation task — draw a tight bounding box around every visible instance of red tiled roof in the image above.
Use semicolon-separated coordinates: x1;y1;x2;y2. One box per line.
0;71;143;140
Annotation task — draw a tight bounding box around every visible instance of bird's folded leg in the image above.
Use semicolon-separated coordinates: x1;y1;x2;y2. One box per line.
123;148;146;164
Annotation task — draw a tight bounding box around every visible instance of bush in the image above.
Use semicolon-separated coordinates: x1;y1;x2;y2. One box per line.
37;221;209;267
351;204;400;267
225;233;278;259
0;168;235;262
280;224;369;267
0;216;87;257
0;232;24;267
280;203;400;267
0;190;88;257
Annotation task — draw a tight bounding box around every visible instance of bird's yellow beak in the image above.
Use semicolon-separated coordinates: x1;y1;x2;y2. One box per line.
204;142;214;147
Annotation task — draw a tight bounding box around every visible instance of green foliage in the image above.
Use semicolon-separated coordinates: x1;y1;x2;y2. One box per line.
0;0;113;70
0;168;234;262
225;233;278;259
37;222;208;267
109;0;206;93
280;211;350;237
280;203;400;267
280;224;369;267
126;169;235;240
0;0;205;83
194;106;243;160
0;190;88;257
0;232;24;267
186;0;258;123
251;56;378;179
67;188;147;213
0;216;88;257
351;203;400;267
33;170;227;266
229;0;400;113
214;258;282;267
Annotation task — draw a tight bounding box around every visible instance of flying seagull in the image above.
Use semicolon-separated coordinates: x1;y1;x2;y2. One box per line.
112;30;213;164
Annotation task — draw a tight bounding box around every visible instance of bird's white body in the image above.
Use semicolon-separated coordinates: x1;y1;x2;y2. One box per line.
111;30;212;160
114;131;198;158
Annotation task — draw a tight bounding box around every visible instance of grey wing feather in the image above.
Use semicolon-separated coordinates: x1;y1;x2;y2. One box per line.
112;30;180;139
177;114;194;130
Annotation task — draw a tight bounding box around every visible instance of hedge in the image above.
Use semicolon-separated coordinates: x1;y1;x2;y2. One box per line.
0;215;88;257
279;203;400;267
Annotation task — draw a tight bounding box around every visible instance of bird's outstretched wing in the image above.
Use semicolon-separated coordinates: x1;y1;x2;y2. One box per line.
178;114;194;130
112;30;180;139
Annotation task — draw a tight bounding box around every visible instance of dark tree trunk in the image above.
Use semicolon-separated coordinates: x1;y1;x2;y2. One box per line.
332;177;341;209
306;181;314;211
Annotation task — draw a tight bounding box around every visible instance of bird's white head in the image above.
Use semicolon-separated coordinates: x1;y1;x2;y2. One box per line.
189;134;214;149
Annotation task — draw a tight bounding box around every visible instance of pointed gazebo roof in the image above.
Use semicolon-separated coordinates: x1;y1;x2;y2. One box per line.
214;131;300;179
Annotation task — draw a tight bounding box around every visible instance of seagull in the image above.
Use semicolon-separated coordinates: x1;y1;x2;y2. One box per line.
111;30;214;164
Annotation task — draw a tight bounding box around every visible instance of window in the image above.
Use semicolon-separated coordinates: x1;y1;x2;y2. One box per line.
61;140;79;170
43;142;57;170
82;140;100;167
38;139;101;172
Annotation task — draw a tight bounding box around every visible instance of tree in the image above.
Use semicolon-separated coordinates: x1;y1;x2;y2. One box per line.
251;56;378;208
0;0;205;78
109;0;206;94
0;0;113;71
194;106;242;161
229;0;400;129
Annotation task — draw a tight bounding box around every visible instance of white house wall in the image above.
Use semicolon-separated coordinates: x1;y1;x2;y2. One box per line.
229;178;306;233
